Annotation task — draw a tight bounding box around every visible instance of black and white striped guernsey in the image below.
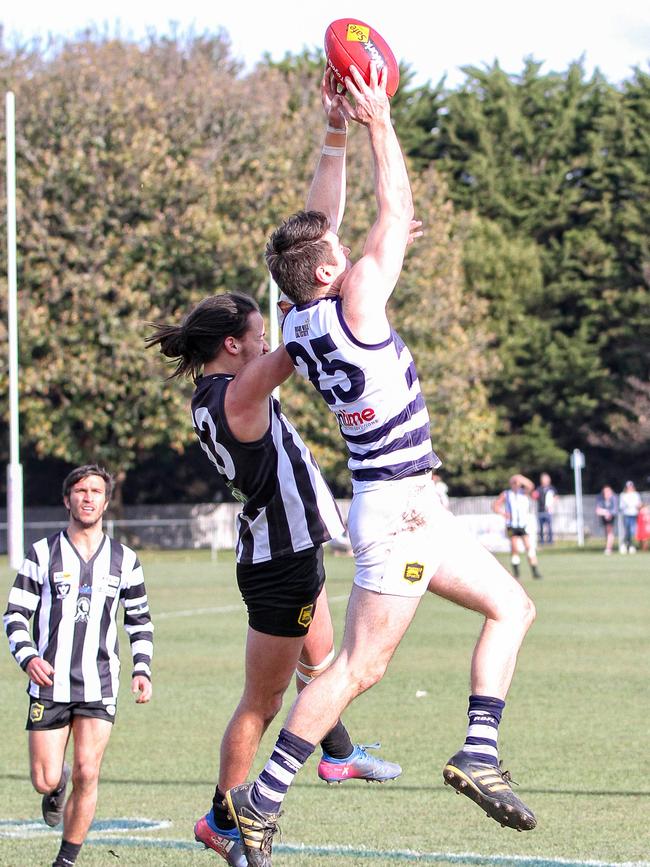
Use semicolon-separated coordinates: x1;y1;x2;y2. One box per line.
3;531;153;703
191;374;344;564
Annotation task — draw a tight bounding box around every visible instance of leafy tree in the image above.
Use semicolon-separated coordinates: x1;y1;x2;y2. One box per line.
407;59;650;486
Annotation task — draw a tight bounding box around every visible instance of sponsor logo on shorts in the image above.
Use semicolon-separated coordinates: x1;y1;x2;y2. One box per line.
403;562;424;583
105;705;116;716
30;702;45;723
297;604;314;628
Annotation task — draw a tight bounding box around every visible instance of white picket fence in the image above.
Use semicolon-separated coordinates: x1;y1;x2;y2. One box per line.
2;492;644;554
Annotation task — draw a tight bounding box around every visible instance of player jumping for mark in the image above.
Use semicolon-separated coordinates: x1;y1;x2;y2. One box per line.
225;65;537;866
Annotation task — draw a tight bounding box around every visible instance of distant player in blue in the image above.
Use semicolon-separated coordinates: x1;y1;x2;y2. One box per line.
225;65;537;867
533;472;558;545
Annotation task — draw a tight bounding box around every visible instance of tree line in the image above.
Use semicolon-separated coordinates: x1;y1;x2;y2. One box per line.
0;30;648;505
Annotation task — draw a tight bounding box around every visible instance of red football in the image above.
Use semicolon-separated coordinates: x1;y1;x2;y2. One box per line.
324;18;400;98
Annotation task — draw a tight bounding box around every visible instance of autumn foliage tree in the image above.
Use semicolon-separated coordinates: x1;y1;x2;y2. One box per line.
0;33;648;502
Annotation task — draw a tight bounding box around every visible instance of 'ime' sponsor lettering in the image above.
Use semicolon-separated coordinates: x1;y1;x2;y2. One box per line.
335;407;376;427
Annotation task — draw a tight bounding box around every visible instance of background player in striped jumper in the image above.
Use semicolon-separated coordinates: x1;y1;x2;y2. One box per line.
3;464;153;867
493;474;543;579
147;291;400;867
224;65;537;867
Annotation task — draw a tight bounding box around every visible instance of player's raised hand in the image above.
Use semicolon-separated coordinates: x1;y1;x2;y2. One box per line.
321;68;351;127
344;62;390;126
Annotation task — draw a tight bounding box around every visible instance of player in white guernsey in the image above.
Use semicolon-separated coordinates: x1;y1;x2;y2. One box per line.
3;464;153;867
225;66;537;865
493;474;542;579
147;292;400;867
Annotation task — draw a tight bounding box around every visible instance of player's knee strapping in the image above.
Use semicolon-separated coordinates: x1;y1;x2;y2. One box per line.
296;646;335;684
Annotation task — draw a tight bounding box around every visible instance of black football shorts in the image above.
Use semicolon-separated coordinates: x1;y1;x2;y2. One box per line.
26;697;116;730
236;546;325;637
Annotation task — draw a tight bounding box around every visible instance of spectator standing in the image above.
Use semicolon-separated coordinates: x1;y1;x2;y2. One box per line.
533;472;558;545
619;481;642;554
595;485;618;555
635;502;650;552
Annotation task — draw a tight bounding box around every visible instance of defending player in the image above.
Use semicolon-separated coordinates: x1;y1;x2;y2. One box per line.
3;465;153;867
224;67;537;866
147;292;399;867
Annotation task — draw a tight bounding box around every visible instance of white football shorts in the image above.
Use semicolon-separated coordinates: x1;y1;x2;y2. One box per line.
348;474;457;597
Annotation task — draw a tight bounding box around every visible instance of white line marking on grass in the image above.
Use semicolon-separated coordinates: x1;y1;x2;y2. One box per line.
3;822;644;867
0;818;171;839
156;594;349;619
77;835;650;867
156;604;241;619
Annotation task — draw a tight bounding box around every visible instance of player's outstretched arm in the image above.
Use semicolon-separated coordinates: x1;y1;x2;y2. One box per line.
511;474;535;493
306;69;351;231
225;346;294;442
341;64;413;326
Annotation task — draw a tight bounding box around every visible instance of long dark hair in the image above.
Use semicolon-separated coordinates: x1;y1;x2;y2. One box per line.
146;293;260;379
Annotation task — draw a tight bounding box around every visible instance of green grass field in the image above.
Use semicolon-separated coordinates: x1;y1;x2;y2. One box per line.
1;546;649;867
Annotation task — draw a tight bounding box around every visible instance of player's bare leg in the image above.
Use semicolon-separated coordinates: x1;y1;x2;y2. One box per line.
522;535;542;579
298;585;401;785
429;512;537;830
218;629;305;793
30;726;70;797
30;726;72;827
62;717;112;843
226;586;418;866
287;586;420;741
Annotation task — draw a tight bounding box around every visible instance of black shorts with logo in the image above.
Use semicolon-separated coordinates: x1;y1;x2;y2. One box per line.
507;526;528;538
26;697;116;730
236;546;325;637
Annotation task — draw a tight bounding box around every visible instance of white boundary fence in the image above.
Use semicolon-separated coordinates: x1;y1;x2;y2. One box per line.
0;493;644;555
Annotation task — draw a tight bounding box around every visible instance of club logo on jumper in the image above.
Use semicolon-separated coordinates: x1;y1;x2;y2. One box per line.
53;571;73;599
335;407;376;428
403;562;424;583
29;702;45;723
294;322;309;338
75;597;91;623
346;24;369;43
297;604;314;628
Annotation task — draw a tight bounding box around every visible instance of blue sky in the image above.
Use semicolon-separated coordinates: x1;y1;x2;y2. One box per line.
2;1;649;87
